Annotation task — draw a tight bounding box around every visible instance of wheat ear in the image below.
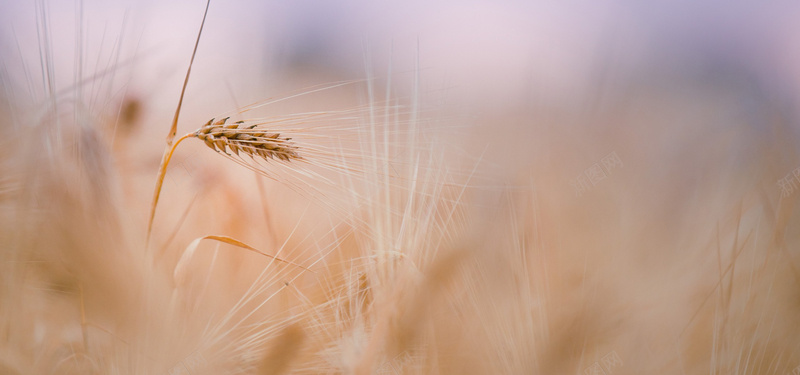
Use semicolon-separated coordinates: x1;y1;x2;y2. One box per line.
194;117;302;162
146;0;303;247
145;116;304;249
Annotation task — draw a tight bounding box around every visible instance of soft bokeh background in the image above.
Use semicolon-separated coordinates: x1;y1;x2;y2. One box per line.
3;1;800;374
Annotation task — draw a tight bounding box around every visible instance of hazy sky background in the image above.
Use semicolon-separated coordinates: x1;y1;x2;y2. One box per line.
1;0;799;124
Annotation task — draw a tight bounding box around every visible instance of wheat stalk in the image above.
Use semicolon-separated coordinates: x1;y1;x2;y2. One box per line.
146;0;211;247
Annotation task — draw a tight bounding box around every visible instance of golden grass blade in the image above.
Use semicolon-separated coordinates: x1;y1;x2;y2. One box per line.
173;234;312;288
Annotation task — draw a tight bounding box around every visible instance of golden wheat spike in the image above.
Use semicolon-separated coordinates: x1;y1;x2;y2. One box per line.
193;119;301;162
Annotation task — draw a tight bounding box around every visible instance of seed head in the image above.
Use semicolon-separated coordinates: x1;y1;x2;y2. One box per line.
193;118;300;162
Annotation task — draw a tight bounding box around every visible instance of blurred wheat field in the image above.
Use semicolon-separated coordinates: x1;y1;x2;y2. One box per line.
2;1;800;374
